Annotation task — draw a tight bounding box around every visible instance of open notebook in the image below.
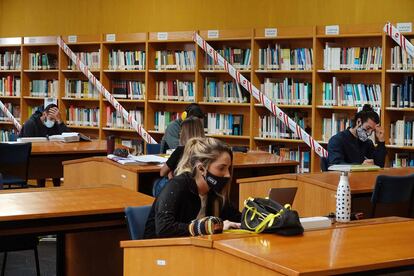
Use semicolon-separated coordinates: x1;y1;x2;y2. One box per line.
328;164;381;172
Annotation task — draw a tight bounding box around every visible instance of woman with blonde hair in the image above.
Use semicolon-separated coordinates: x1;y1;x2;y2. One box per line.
145;137;241;238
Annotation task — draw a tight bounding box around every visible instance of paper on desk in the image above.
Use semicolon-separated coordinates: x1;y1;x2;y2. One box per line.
328;164;380;172
129;154;168;163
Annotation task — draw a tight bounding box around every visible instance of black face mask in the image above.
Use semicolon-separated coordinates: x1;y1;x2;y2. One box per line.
204;170;230;193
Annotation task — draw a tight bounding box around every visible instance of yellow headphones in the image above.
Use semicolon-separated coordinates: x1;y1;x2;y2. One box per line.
181;111;187;120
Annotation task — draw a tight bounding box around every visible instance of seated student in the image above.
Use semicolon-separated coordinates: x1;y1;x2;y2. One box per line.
160;103;204;153
144;137;241;239
160;116;205;179
20;104;70;187
328;104;386;167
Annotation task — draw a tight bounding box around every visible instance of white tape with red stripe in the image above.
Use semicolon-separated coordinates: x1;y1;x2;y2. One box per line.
57;37;157;144
194;33;328;158
0;100;22;132
384;22;414;58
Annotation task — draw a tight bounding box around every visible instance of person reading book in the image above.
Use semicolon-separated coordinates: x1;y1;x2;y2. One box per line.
327;104;386;167
160;103;204;153
144;137;241;239
20;103;70;187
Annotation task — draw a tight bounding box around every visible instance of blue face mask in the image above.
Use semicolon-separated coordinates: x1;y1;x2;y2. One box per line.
44;119;55;128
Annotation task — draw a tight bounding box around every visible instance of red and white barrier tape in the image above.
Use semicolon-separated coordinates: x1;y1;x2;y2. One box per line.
384;22;414;58
0;100;22;131
193;33;328;158
57;37;157;144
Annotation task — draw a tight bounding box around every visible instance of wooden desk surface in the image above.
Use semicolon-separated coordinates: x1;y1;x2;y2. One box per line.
63;151;298;173
31;140;107;155
0;186;153;222
214;220;414;275
298;167;414;193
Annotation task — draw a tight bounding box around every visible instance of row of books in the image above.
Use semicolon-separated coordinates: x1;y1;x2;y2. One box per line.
323;44;382;70
65;79;99;99
105;107;144;129
390;45;414;71
322;113;351;142
261;78;312;105
154;111;181;132
203;79;248;103
29;53;58;70
0;76;20;96
0;129;18;142
390;117;414;146
66;106;100;127
112;80;145;100
267;145;310;173
155;80;195;102
68;51;100;70
30;80;59;97
390;76;414;108
108;50;145;70
154;50;196;70
392;152;414;167
0;51;21;70
0;103;20;121
205;48;251;70
28;105;43;115
258;112;308;139
204;113;243;136
322;78;381;107
258;45;313;71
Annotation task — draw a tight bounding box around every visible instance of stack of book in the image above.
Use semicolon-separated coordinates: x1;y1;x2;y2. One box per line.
111;80;145;99
258;45;313;70
0;76;20;96
66;106;100;127
106;108;144;129
27;105;43;115
268;145;310;173
155;80;195;102
204;113;243;136
0;51;21;70
30;80;58;97
259;112;308;139
154;111;181;132
154;50;195;70
0;129;18;142
323;43;382;70
205;47;251;70
322;113;352;142
261;78;311;105
65;79;99;99
0;103;20;122
390;45;414;70
68;51;100;70
29;53;58;70
322;77;381;107
108;50;145;70
390;76;414;108
390;116;414;146
203;78;248;103
393;152;414;167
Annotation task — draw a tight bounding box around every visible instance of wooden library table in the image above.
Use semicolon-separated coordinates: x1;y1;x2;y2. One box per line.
0;186;153;276
237;167;414;216
29;140;107;181
63;151;298;204
121;217;414;276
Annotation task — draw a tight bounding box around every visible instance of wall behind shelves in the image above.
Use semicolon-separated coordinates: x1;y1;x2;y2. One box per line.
1;0;414;36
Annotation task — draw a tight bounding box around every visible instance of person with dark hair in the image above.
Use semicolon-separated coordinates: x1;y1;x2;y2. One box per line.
20;104;70;187
20;104;69;138
160;103;204;153
327;104;386;167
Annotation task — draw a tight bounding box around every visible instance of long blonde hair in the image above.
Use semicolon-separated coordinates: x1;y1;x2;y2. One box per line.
179;116;205;146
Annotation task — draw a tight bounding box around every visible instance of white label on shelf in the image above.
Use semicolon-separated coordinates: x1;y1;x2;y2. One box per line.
264;28;278;37
397;22;412;33
156;260;166;266
157;32;168;40
28;37;37;44
44;97;58;107
325;25;340;35
68;35;77;43
207;30;219;39
106;34;116;42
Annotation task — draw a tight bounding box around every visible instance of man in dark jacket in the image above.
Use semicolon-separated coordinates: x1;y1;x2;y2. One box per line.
20;104;69;137
20;104;70;186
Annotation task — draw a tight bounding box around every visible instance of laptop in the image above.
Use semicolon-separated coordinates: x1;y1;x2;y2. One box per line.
268;187;297;205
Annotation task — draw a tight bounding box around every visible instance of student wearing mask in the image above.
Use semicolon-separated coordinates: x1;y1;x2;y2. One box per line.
160;116;205;179
144;137;241;239
160;103;204;153
327;104;386;167
20;104;69;138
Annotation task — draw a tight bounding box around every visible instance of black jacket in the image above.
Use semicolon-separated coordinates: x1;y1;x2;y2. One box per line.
20;111;69;137
144;172;241;239
327;129;386;167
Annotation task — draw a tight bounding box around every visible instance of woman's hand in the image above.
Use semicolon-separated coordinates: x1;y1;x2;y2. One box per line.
223;220;241;230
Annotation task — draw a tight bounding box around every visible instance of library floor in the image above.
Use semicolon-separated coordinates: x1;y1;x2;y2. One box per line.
0;240;56;276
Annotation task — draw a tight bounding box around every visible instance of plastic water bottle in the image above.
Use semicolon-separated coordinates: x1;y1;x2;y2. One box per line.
336;171;351;222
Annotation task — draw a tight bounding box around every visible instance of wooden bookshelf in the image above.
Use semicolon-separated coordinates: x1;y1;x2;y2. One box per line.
1;23;414;169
